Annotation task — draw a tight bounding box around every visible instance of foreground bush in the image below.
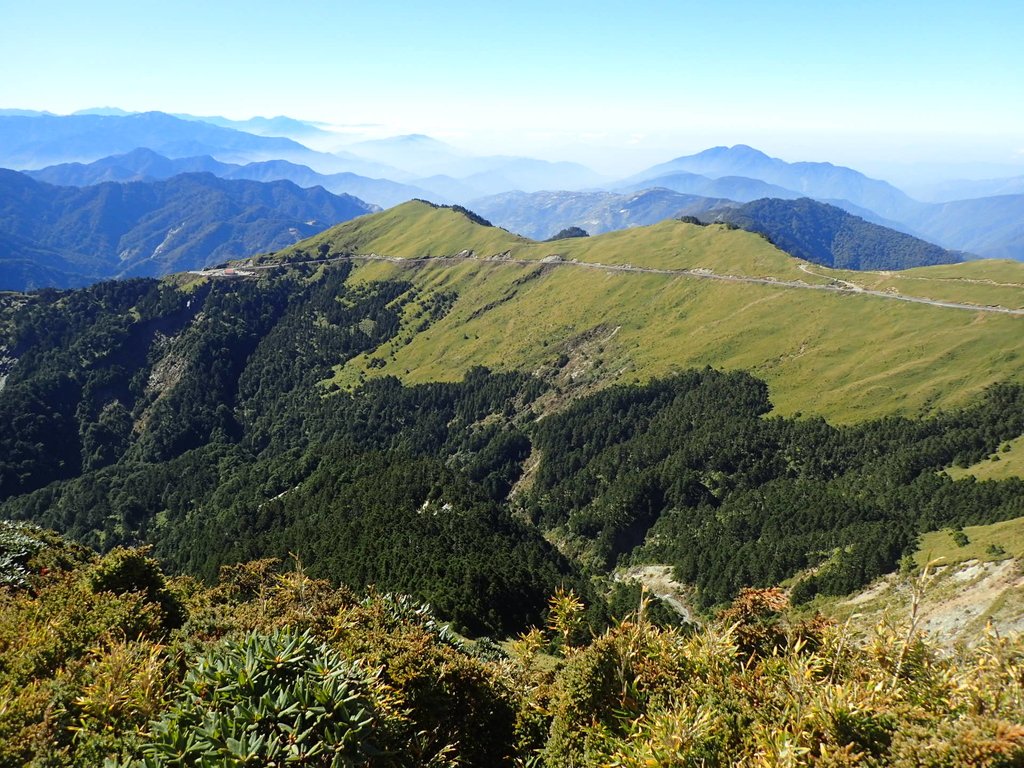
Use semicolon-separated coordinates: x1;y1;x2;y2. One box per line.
3;527;1024;767
131;628;391;767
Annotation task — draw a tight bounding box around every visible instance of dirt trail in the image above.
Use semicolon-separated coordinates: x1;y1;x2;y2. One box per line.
614;565;701;626
228;252;1024;317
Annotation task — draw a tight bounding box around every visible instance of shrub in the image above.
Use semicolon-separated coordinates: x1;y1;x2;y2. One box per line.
88;547;184;629
0;520;45;588
131;628;388;766
332;595;518;766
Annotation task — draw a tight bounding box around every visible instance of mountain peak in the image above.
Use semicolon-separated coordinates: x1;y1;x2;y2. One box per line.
692;144;772;161
71;107;134;117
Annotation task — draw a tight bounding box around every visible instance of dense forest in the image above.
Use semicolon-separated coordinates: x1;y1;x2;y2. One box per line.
1;262;1023;636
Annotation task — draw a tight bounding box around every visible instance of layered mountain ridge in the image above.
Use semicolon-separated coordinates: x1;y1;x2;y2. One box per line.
2;110;1024;295
0;170;376;289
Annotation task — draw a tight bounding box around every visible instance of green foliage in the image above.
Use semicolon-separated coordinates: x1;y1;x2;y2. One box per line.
88;547;184;629
526;371;1024;604
3;532;1024;767
0;519;45;587
331;593;519;767
546;226;589;241
131;628;384;767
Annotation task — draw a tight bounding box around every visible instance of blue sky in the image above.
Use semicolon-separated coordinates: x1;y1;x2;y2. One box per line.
1;0;1021;176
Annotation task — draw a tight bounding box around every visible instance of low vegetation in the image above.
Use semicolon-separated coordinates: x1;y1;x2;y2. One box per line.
2;525;1024;766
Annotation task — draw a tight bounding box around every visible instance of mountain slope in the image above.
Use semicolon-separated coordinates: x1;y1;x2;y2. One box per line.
1;211;1021;626
616;170;803;201
0;231;102;290
708;197;966;270
0;170;377;287
270;201;1024;422
27;149;435;208
630;144;921;221
903;194;1024;261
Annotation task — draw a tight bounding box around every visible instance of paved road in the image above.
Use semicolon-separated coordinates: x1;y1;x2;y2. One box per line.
205;252;1024;317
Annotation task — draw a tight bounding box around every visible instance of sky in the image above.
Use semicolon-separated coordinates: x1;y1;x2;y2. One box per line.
1;0;1022;180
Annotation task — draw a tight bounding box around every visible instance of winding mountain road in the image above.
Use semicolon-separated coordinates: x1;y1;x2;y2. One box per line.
202;251;1024;317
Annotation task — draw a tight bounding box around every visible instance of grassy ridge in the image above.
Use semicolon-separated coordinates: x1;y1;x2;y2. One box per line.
279;201;1024;422
272;201;528;259
337;257;1023;421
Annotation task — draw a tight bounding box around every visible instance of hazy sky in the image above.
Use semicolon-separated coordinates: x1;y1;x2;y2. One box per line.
2;0;1021;177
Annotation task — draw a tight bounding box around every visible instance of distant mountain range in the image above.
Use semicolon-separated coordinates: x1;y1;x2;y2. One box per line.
470;189;730;240
2;109;1023;288
616;172;802;202
26;148;433;208
621;146;1024;260
915;175;1024;203
0;112;398;177
902;195;1024;262
24;147;614;208
0;170;375;290
625;144;922;222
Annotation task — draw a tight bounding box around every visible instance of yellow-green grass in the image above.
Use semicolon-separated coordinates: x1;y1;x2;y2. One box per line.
264;201;1024;422
947;435;1024;481
813;260;1024;310
282;201;1023;305
525;220;827;281
915;515;1024;567
331;254;1024;422
271;202;528;262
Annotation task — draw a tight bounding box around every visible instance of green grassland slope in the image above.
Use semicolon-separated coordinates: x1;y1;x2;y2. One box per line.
260;201;1024;422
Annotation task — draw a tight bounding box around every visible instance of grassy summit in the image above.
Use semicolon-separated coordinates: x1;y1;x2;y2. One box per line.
262;201;1024;422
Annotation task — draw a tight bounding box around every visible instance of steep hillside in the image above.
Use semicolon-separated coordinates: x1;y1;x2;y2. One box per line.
283;201;1024;422
2;265;1022;615
0;170;376;288
819;516;1024;647
710;197;966;270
